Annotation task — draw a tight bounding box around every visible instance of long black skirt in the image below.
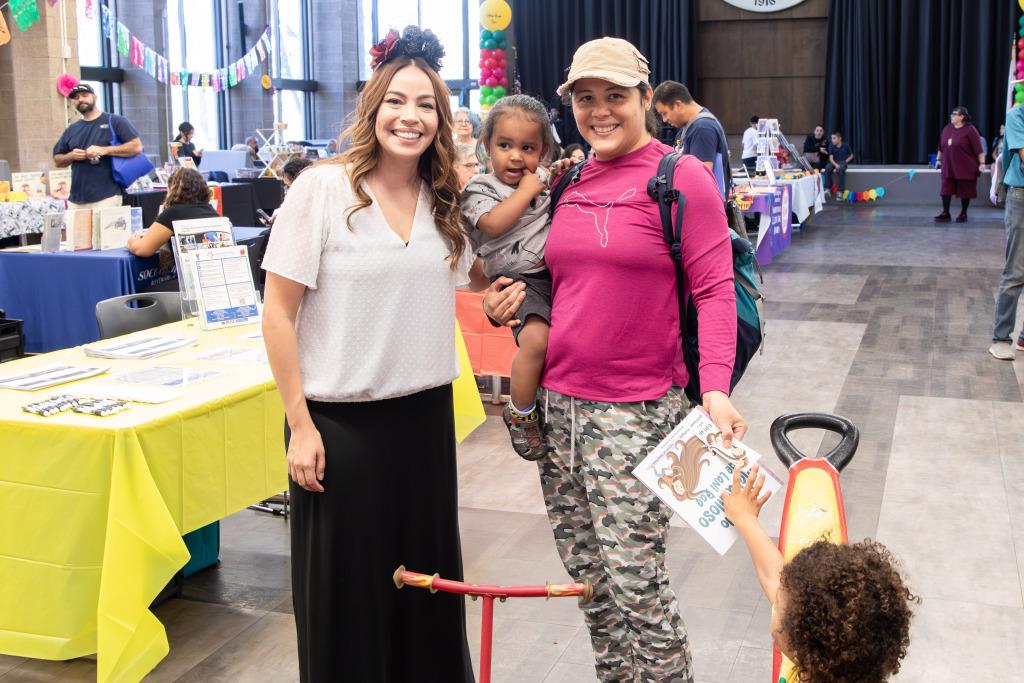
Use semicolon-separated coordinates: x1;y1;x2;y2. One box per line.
286;384;475;683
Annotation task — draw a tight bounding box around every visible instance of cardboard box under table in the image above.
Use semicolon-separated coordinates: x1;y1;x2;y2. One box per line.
0;321;286;682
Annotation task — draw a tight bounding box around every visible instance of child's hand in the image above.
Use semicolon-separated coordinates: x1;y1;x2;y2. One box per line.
722;463;771;526
518;168;546;198
549;158;575;181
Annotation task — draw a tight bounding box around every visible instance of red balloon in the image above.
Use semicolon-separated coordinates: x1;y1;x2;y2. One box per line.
483;58;495;69
1019;38;1024;49
498;75;508;87
492;48;505;59
484;76;498;87
496;58;507;69
481;49;493;59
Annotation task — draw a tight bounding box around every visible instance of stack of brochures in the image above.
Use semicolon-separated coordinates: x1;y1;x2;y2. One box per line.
0;364;108;391
83;336;199;360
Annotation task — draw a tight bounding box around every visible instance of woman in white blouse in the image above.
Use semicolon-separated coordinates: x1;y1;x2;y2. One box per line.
261;26;480;682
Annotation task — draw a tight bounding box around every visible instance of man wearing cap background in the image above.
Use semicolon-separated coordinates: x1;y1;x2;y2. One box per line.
52;83;143;209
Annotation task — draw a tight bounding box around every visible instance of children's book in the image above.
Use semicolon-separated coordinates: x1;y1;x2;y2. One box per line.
635;408;783;555
48;169;72;200
11;172;47;200
64;209;93;250
92;206;133;250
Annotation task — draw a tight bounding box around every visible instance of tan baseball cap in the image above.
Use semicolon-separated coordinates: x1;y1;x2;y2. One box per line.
556;37;651;97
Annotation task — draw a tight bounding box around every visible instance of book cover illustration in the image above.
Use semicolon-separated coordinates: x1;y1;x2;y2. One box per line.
11;172;47;200
48;169;72;200
93;206;133;250
634;408;783;555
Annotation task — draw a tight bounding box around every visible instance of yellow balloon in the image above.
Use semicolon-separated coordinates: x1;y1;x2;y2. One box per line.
1019;0;1024;12
869;189;878;200
480;0;512;32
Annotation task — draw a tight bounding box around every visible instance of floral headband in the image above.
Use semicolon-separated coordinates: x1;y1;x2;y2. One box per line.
369;26;445;73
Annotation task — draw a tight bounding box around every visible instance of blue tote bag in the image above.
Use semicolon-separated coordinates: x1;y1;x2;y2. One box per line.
108;115;155;188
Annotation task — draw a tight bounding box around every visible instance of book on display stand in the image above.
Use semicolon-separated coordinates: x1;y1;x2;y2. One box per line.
92;206;133;250
47;169;71;200
11;172;46;200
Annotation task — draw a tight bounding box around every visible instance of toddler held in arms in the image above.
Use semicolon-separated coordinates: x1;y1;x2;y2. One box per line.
723;465;919;682
461;94;558;461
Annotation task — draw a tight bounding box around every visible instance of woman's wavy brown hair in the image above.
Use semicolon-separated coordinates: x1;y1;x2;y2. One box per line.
164;168;210;206
325;56;465;269
781;539;920;683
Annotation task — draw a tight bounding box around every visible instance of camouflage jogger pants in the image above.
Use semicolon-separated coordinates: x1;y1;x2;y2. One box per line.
537;386;695;683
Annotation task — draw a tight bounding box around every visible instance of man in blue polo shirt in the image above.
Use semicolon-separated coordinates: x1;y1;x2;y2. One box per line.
651;80;731;200
989;104;1024;360
52;83;142;209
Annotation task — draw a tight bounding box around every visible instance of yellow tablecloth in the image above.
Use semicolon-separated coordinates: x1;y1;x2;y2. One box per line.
0;321;287;682
0;319;485;682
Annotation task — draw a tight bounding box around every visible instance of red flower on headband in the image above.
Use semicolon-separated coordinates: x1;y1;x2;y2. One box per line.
369;29;401;70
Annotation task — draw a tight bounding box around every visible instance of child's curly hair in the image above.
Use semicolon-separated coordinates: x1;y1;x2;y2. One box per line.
781;540;919;683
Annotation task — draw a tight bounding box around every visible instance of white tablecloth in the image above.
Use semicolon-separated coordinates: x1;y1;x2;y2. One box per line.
784;174;824;222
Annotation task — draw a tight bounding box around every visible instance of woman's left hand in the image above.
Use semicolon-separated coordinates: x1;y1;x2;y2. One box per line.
702;390;747;448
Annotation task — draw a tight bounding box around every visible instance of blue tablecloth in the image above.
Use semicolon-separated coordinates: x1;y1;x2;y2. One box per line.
0;227;267;354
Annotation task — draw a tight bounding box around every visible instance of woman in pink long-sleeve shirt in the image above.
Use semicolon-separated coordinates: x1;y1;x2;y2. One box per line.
483;38;746;683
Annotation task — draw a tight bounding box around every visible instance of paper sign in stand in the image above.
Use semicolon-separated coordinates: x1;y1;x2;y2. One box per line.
188;245;261;330
170;216;235;320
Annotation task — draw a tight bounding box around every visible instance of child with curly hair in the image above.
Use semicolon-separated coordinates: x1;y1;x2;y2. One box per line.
723;464;919;682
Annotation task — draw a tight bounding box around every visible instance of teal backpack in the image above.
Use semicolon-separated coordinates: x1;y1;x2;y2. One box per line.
550;152;765;403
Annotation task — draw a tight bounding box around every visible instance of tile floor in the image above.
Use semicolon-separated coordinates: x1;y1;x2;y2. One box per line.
2;203;1022;682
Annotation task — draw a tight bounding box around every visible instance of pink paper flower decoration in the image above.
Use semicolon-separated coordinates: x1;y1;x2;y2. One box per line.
57;74;80;98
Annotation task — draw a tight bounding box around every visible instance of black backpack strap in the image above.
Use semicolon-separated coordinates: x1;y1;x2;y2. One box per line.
646;151;685;262
548;160;587;218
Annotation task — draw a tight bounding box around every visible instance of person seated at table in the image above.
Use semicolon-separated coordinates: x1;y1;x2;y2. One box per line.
171;122;203;166
282;157;313;189
127;168;217;258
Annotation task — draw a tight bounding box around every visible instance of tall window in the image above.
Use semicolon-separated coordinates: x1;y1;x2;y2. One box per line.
76;0;114;112
360;0;481;109
167;0;221;150
272;0;311;141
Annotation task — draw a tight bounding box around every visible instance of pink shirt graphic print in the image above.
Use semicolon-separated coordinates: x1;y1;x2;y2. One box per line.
542;139;736;403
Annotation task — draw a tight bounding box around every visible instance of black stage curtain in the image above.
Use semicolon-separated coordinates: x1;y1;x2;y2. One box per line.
512;0;697;147
824;0;1014;164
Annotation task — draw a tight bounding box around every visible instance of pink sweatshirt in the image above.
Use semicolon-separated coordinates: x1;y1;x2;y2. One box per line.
541;138;736;403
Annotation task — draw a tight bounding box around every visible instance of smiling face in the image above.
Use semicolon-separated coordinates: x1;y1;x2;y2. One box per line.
487;112;544;186
72;91;97;115
454;111;474;140
572;78;652;161
373;65;439;164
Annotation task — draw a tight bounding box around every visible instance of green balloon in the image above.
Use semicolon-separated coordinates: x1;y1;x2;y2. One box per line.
483;38;497;50
1016;83;1024;93
497;38;508;50
480;85;493;96
1019;26;1024;37
1019;15;1024;26
481;30;493;40
486;94;498;105
1015;91;1024;104
492;30;505;42
493;86;507;98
